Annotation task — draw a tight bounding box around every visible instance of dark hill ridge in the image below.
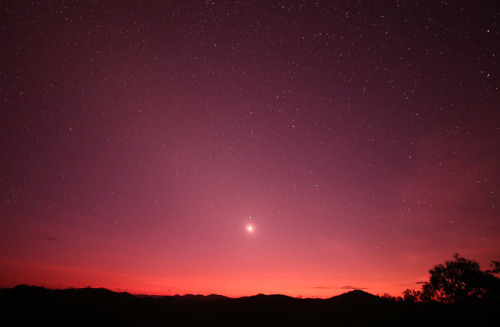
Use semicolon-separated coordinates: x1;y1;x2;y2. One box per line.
0;285;496;327
329;289;378;300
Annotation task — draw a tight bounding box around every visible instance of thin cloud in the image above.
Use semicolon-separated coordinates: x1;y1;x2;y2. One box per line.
341;286;368;290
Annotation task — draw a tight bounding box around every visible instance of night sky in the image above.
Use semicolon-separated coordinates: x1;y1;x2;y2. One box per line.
1;1;499;298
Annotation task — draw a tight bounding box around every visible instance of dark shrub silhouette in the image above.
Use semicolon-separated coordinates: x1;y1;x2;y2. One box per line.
402;289;421;302
487;261;500;274
419;253;500;304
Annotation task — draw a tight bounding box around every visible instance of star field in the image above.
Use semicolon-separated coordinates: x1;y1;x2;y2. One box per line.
1;0;499;297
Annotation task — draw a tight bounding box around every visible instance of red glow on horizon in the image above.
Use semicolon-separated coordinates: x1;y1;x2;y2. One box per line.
0;258;412;298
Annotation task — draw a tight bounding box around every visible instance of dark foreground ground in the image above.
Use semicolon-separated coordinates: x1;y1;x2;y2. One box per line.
0;285;496;326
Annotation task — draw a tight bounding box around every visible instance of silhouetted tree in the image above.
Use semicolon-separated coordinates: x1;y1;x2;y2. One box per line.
487;261;500;275
419;253;500;304
402;289;421;303
418;282;434;302
380;293;397;301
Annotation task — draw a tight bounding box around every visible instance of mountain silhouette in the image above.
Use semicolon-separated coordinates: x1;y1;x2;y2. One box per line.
1;285;496;326
328;289;380;303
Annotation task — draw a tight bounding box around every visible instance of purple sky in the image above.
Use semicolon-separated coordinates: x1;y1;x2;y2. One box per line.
1;0;499;297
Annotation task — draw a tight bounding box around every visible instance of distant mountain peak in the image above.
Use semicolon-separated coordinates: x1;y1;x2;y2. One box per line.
330;289;380;303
